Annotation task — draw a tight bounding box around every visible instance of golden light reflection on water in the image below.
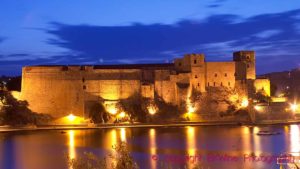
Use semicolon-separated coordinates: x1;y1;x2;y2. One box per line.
68;130;76;160
253;127;262;154
110;129;118;147
242;127;251;155
120;128;126;142
290;125;300;156
149;129;157;169
186;126;196;155
186;126;196;169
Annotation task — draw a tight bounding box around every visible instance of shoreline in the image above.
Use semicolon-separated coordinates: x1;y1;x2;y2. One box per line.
1;120;300;132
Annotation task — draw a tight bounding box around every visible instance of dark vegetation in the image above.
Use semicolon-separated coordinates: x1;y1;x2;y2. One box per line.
0;91;52;126
68;142;138;169
119;93;149;122
153;93;181;121
253;90;272;103
188;87;251;121
89;102;110;123
119;92;181;123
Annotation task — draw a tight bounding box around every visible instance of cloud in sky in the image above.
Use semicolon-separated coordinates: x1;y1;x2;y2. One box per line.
207;0;227;8
0;1;300;75
44;9;300;74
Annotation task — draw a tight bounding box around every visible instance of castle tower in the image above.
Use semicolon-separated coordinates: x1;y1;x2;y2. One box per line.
233;51;256;80
189;54;206;92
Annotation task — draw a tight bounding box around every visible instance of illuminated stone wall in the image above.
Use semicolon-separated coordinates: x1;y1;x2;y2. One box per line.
254;79;271;96
21;51;269;119
21;66;85;118
206;62;236;88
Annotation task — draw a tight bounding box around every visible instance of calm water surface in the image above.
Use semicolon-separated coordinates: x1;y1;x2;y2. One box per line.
0;125;299;169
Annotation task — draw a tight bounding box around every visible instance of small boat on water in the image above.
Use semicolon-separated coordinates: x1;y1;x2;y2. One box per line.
257;130;280;135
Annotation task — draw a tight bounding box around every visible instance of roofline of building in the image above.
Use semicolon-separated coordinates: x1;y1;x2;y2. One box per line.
24;63;175;69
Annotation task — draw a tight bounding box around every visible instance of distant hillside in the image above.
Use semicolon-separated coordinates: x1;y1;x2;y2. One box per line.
259;68;300;97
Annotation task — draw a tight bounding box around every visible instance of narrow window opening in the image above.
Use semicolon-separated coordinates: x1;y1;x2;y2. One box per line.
80;66;85;70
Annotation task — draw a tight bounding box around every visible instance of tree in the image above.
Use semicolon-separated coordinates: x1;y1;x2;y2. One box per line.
119;93;149;122
254;90;272;103
153;93;181;121
89;102;109;123
68;142;139;169
0;91;52;125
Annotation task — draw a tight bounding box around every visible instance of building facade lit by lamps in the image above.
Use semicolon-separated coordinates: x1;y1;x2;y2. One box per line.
20;51;270;120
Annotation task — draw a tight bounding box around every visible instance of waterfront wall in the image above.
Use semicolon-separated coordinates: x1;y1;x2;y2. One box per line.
20;51;270;119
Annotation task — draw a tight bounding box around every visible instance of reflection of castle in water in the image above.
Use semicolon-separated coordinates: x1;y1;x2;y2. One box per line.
21;51;270;118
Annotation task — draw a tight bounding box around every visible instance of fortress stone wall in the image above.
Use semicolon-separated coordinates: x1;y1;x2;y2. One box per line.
21;51;270;118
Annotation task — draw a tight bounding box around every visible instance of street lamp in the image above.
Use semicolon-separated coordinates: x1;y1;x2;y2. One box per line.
67;114;76;121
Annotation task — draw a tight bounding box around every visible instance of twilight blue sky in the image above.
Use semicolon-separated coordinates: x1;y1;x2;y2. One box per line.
0;0;300;75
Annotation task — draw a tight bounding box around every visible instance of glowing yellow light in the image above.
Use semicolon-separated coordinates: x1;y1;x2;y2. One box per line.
186;87;196;115
120;128;126;142
291;125;300;156
188;106;195;113
254;105;262;111
148;105;157;115
111;129;117;147
241;98;249;108
108;107;117;115
68;130;76;160
118;112;126;118
186;126;196;158
229;94;239;102
54;114;84;125
67;114;76;121
290;103;299;112
149;129;157;169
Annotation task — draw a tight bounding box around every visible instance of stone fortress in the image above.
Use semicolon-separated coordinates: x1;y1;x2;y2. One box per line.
20;51;270;119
